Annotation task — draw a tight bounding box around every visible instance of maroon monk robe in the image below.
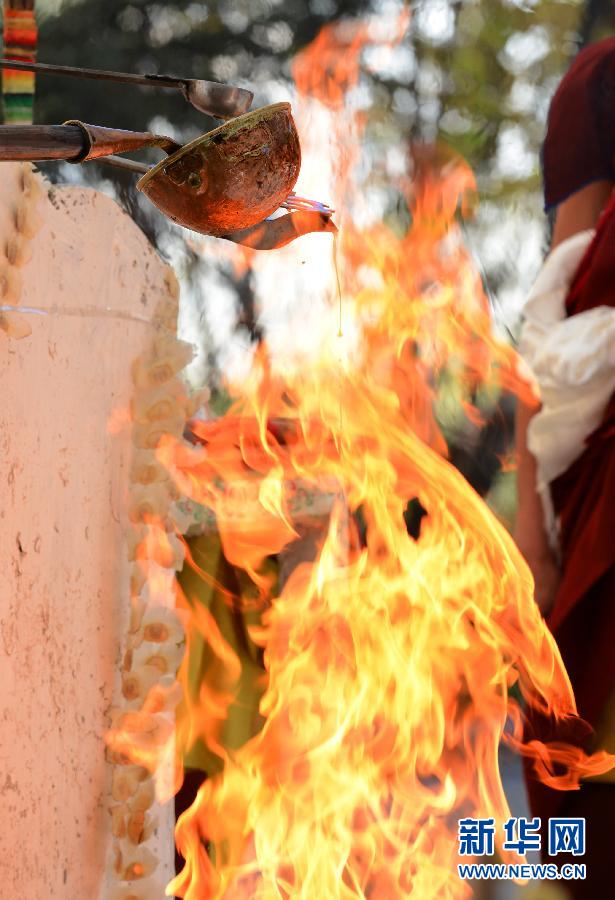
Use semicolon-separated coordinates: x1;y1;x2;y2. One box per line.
523;192;615;840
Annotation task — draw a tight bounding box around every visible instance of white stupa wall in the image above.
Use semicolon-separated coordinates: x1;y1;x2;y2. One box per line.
0;164;178;899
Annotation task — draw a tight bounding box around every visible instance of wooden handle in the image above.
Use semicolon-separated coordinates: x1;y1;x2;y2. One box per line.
0;124;84;160
0;123;180;164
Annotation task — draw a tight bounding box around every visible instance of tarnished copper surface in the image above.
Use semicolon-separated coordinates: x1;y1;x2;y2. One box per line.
136;102;301;237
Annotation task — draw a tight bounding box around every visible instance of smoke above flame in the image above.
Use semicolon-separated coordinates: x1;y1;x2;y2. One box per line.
110;10;614;899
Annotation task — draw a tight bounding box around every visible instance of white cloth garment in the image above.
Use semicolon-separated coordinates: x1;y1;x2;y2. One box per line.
519;229;615;545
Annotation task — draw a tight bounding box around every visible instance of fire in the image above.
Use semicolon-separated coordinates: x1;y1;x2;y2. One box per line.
110;12;614;899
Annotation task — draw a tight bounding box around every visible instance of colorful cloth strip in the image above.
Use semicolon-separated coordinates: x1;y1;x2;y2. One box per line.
2;5;37;123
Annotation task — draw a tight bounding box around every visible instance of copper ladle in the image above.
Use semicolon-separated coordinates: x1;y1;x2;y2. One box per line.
0;104;334;246
137;102;302;236
0;56;334;247
0;59;290;232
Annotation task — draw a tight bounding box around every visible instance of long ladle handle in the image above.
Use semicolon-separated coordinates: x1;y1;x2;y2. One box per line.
0;58;193;92
0;122;180;162
0;58;253;119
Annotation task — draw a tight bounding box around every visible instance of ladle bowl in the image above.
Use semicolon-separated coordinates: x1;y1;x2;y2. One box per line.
137;102;301;236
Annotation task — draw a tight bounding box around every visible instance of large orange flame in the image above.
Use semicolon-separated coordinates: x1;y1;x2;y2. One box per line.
111;12;614;899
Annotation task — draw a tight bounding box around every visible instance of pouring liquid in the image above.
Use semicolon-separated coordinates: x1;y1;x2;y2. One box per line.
333;231;343;338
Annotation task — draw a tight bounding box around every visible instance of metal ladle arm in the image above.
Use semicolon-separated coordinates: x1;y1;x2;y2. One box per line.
0;58;253;119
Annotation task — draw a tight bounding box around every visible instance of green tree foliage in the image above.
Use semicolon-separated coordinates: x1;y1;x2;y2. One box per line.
30;1;612;196
407;0;608;205
28;0;612;225
34;0;373;135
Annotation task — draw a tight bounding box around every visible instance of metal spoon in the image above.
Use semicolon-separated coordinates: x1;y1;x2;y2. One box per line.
0;58;253;120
